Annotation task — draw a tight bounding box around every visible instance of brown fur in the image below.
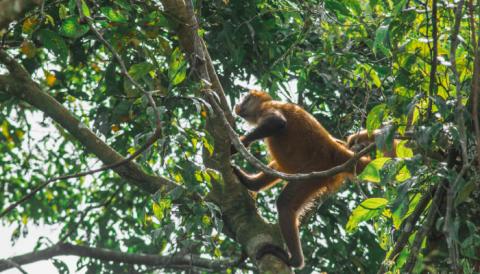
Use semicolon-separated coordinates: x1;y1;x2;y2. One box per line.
232;90;371;268
347;129;398;158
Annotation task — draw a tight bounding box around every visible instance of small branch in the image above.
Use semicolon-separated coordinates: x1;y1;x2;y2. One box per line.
60;183;126;242
427;0;438;118
444;1;466;271
207;90;374;182
0;243;238;272
0;55;176;195
74;0;162;128
468;0;480;168
377;185;436;274
0;127;161;218
0;259;28;274
403;180;446;273
0;0;42;30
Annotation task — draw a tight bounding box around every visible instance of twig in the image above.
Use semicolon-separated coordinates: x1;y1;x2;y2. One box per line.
206;90;374;182
0;127;162;218
60;183;126;242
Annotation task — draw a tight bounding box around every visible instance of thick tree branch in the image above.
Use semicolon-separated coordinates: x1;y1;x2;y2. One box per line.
160;1;292;273
0;243;237;272
0;0;42;30
0;56;176;195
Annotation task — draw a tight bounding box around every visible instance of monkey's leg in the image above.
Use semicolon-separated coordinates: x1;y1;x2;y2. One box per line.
232;161;283;192
276;179;334;269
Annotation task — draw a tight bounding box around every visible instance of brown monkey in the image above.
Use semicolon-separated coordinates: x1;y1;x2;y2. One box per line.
232;90;371;269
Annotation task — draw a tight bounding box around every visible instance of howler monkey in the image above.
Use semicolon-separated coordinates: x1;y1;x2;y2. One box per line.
232;90;373;269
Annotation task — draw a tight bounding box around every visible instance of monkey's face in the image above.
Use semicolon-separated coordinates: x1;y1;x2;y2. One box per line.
234;90;271;124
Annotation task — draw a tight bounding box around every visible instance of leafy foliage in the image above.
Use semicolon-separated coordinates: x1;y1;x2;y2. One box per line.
1;0;480;273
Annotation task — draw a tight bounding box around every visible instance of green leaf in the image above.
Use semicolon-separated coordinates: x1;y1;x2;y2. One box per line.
128;62;154;80
395;165;411;182
38;29;68;63
369;69;381;88
396;140;413;158
358;157;391;183
101;7;128;23
373;19;391;56
60;17;89;39
325;0;351;17
346;198;388;232
152;202;164;221
80;0;91;17
366;103;386;134
168;48;187;86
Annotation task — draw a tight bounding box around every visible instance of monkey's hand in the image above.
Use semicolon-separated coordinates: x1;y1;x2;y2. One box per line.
230;136;250;155
256;244;291;266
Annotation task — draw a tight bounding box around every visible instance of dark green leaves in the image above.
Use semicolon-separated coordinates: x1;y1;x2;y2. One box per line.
38;29;68;63
60;17;89;39
101;7;128;23
366;103;387;134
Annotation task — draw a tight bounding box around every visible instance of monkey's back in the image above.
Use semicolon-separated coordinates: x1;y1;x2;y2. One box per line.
264;101;354;174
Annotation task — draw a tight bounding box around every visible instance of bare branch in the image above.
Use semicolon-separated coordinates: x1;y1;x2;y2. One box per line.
0;243;239;272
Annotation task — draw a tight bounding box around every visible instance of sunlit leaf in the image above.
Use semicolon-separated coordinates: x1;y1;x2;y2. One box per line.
346;198;388;232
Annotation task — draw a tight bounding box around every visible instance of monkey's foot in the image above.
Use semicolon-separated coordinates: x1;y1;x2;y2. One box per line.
256;244;290;266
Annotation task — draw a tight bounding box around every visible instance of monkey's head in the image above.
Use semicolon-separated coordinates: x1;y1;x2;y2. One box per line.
234;90;272;124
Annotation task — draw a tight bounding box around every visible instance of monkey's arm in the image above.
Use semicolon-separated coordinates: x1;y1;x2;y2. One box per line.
231;112;287;154
242;112;287;144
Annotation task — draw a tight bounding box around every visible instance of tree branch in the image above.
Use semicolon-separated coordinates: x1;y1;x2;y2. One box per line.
0;127;163;218
74;0;162;128
403;180;446;273
444;1;466;271
0;0;42;30
467;0;480;168
0;243;238;272
377;185;435;274
0;56;176;195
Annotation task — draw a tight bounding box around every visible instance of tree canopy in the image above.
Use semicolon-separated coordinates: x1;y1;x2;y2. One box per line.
0;0;479;273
